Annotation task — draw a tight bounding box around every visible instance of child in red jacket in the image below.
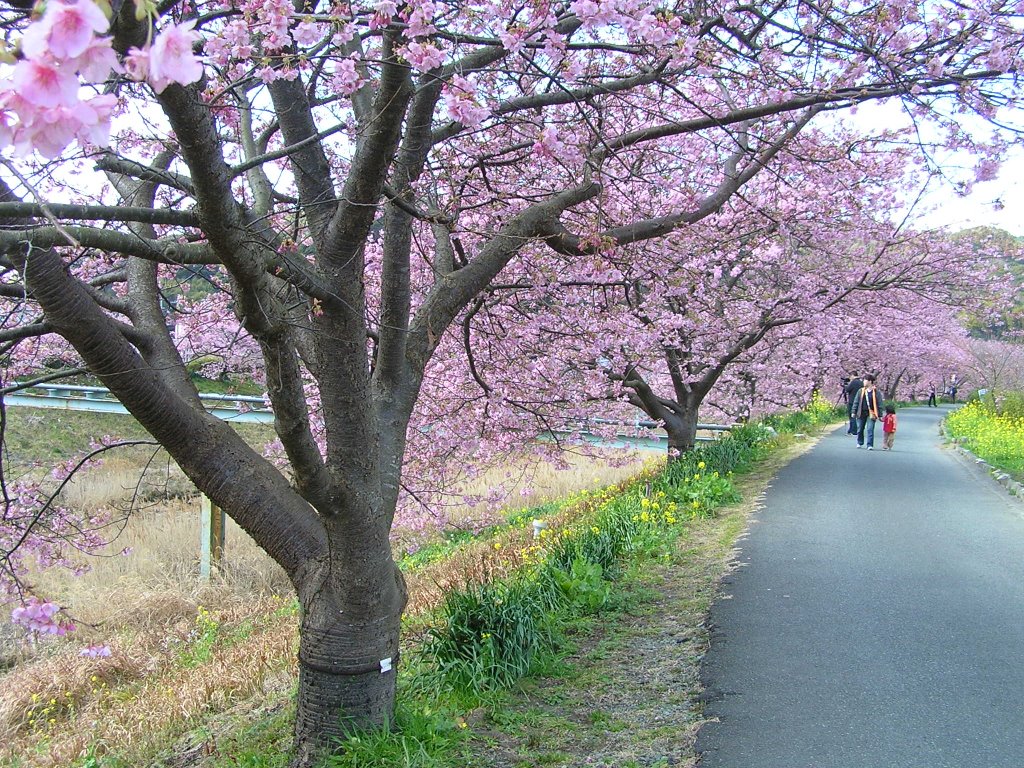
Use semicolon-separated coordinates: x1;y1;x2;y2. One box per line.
882;404;897;451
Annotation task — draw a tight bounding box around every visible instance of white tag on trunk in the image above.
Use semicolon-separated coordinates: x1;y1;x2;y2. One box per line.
380;657;392;673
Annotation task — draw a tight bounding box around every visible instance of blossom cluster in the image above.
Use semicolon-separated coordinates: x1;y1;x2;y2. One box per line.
11;597;75;635
0;0;204;159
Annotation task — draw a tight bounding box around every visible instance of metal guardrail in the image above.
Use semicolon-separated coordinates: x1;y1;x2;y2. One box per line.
4;383;275;424
3;384;736;451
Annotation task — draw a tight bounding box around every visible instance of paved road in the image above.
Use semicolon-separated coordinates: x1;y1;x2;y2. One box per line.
696;405;1024;768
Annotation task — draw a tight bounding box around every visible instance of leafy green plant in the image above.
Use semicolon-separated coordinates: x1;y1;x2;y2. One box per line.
177;605;220;668
549;557;611;614
327;700;470;768
421;578;557;691
762;391;844;435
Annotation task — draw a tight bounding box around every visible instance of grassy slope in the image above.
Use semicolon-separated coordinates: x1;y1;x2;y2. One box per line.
0;409;645;768
153;433;826;768
449;436;821;768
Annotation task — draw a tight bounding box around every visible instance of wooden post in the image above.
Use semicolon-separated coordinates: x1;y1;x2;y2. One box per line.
199;494;226;581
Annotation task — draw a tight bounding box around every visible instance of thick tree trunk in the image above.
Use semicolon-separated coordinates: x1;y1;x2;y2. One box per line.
292;609;401;766
291;527;407;767
664;402;700;457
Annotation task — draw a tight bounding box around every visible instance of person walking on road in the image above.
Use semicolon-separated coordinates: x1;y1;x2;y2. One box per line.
927;383;937;407
852;374;884;450
882;404;898;450
845;372;864;435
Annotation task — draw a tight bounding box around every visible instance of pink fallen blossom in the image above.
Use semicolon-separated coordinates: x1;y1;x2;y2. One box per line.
79;644;112;658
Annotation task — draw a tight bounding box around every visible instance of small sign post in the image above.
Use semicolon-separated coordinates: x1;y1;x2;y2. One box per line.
199;495;226;581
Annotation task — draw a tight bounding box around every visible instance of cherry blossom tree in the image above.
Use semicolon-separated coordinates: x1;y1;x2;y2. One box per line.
455;130;1007;452
955;337;1024;395
0;0;1022;762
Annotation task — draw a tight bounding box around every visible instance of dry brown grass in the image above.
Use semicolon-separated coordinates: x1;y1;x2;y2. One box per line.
0;598;296;767
448;450;643;519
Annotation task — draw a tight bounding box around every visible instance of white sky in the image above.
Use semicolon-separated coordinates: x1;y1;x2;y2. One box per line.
915;153;1024;236
832;98;1024;238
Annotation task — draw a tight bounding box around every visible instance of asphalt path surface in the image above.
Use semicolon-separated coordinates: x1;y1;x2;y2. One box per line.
696;405;1024;768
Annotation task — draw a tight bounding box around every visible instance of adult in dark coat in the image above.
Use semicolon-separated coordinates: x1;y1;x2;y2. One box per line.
844;373;864;435
852;374;885;449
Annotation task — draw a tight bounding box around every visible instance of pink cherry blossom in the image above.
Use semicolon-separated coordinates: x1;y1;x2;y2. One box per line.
405;0;438;37
444;75;488;128
11;597;75;635
331;57;363;95
72;36;122;81
402;41;444;71
74;93;117;146
16;107;78;158
21;0;109;61
123;47;150;82
292;19;323;47
147;21;204;93
12;59;79;108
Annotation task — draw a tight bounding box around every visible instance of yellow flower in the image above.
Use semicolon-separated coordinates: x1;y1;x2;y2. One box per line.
692;500;700;508
591;526;600;534
698;461;706;469
493;542;502;550
641;497;651;507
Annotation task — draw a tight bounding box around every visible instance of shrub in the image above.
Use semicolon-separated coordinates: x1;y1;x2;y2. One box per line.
998;392;1024;419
